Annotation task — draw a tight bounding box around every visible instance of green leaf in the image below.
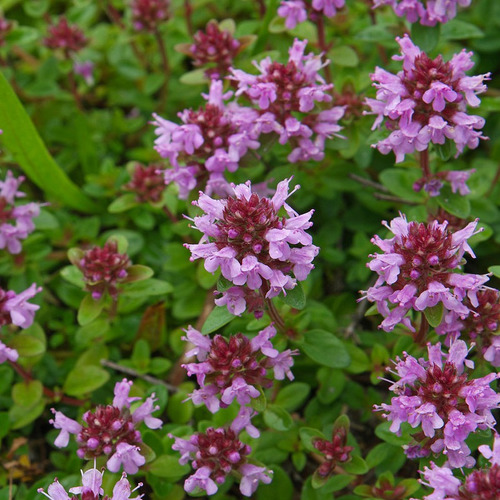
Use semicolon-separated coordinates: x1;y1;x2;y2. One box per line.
121;279;173;297
250;386;268;413
263;405;294;431
424;302;444;328
275;383;310;412
343;456;369;475
268;15;287;33
329;46;359;67
279;282;306;310
201;306;236;334
301;329;351;368
148;454;190;479
436;186;471;218
12;380;43;407
411;23;440;52
121;265;154;283
9;334;45;357
60;265;85;288
312;472;354;491
317;368;346;404
9;400;45;429
63;365;110;396
292;451;307;471
132;339;151;370
78;295;105;326
108;194;139;213
179;68;208;85
0;72;96;212
23;0;49;17
299;427;325;453
441;20;484;40
489;265;500;278
379;169;425;202
355;25;394;42
217;275;234;292
256;466;291;500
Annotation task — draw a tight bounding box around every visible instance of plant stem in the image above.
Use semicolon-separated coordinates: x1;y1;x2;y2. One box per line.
67;70;83;111
420;148;431;180
9;361;87;406
316;16;333;86
414;314;429;346
154;27;170;112
184;0;194;36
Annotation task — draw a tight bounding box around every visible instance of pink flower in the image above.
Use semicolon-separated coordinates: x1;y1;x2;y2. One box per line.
186;178;318;314
365;35;489;162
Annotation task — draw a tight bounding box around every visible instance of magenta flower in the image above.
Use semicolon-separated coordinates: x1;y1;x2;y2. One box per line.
230;39;345;163
365;34;489;163
0;342;18;364
169;417;272;496
278;0;345;29
131;0;169;32
0;171;42;254
182;325;297;412
419;435;500;499
0;283;42;330
373;0;472;26
153;80;259;198
44;17;87;56
73;61;94;85
73;240;131;300
50;379;161;474
186;178;319;313
361;214;487;333
38;466;142;500
375;341;500;468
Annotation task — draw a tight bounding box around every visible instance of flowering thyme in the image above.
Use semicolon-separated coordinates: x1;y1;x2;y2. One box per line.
124;163;165;204
278;0;346;30
376;341;500;468
0;171;42;255
182;325;297;412
362;214;487;334
44;17;87;56
230;38;345;163
131;0;170;32
50;379;162;474
186;178;319;314
38;465;143;500
373;0;472;26
169;415;272;496
365;34;489;162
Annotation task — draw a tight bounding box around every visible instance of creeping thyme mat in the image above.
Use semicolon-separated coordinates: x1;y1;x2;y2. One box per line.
1;0;500;499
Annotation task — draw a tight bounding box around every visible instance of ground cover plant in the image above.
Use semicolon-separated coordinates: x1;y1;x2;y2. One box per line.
1;0;500;499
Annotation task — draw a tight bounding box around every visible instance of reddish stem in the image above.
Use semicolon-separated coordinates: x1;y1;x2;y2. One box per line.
154;27;170;112
316;16;333;86
9;361;87;407
414;314;429;346
420;148;431;180
184;0;194;36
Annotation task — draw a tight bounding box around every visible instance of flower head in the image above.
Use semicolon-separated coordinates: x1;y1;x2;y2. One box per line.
376;341;500;468
187;178;318;313
373;0;472;27
131;0;169;32
278;0;346;30
75;241;131;300
124;163;165;204
38;466;143;500
365;34;489;162
0;171;42;254
230;39;345;163
50;379;161;474
170;420;272;496
44;17;87;55
153;80;259;198
313;426;353;477
182;325;297;412
362;214;487;332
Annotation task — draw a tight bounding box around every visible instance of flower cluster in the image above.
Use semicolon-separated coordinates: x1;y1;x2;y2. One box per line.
278;0;346;30
38;466;142;500
73;60;95;85
124;163;165;203
153;79;259;198
362;214;487;333
376;341;500;468
50;379;162;474
231;39;345;163
131;0;169;32
186;178;319;314
437;288;500;366
413;168;475;197
74;241;131;300
0;170;42;255
182;325;297;412
313;426;353;477
179;20;242;79
44;17;87;55
365;35;489;162
169;417;272;497
373;0;471;26
419;434;500;499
